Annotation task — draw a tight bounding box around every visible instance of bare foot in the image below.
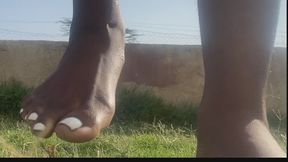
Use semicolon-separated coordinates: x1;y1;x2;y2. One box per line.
20;22;125;142
196;108;286;157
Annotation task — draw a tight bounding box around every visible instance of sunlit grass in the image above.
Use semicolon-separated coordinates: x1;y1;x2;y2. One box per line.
0;80;286;157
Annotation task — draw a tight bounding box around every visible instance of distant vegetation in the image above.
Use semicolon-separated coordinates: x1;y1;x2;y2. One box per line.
58;18;141;43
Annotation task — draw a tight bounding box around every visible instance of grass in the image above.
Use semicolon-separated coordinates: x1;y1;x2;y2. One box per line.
0;118;197;157
0;80;286;157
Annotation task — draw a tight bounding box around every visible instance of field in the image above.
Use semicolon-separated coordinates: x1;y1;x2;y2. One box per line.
0;81;286;157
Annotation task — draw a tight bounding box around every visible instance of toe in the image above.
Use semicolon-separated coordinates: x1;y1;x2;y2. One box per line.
27;112;39;121
19;108;23;114
33;122;46;131
54;110;102;143
29;113;60;138
20;108;29;120
55;123;100;143
58;117;83;130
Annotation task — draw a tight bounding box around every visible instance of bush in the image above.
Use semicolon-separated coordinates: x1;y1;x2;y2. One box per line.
0;80;32;119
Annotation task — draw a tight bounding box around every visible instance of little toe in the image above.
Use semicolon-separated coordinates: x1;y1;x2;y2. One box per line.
20;108;30;120
19;108;23;114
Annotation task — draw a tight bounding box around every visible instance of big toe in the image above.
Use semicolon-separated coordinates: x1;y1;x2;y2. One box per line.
54;111;101;143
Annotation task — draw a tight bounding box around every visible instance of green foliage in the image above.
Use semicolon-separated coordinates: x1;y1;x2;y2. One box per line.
0;80;32;120
0;116;197;157
0;80;286;157
115;86;198;129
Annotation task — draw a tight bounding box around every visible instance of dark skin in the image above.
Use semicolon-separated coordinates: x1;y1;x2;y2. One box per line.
21;0;124;142
197;0;285;157
20;0;285;157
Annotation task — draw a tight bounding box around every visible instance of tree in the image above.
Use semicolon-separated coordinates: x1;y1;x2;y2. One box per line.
58;18;71;36
124;28;141;44
58;18;141;43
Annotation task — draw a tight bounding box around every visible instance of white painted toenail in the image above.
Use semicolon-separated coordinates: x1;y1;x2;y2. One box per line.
20;108;23;114
59;117;83;130
27;112;38;121
33;123;46;131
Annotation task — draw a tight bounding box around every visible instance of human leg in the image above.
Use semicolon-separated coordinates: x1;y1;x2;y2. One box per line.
196;0;285;157
20;0;125;143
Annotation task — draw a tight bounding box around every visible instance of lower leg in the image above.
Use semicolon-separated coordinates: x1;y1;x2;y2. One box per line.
20;0;125;142
196;0;285;157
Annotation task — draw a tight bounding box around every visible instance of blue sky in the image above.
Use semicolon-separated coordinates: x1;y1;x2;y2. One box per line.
0;0;286;46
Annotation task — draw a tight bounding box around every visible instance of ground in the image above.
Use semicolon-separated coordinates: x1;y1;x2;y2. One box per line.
0;81;286;157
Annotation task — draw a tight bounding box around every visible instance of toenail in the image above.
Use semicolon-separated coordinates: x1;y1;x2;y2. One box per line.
59;117;83;131
20;108;23;114
33;123;46;131
27;112;38;120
